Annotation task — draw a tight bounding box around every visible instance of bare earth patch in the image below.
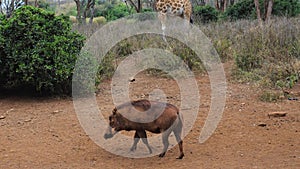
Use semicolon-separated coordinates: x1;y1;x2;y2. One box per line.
1;64;299;168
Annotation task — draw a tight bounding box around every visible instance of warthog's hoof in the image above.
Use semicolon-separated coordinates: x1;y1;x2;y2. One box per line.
158;152;165;158
130;146;137;152
176;153;184;159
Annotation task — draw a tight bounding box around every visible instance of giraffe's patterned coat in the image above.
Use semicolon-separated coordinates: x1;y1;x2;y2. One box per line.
155;0;192;23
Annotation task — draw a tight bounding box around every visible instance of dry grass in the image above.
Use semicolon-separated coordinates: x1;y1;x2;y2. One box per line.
72;16;300;92
200;17;300;89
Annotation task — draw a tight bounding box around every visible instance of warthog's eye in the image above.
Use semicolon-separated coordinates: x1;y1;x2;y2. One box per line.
109;116;112;121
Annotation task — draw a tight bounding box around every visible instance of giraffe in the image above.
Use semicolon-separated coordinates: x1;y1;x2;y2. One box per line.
155;0;193;41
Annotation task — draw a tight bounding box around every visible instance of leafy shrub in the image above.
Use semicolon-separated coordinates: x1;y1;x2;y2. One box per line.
0;6;85;95
223;0;256;21
234;53;262;72
194;5;219;24
223;0;300;21
38;0;56;12
65;7;77;16
96;3;134;21
93;16;107;24
72;51;102;96
273;0;300;17
214;38;233;62
259;90;281;102
142;8;154;12
69;15;77;23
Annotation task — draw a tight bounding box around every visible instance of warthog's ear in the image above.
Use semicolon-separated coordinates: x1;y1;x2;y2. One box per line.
112;108;117;115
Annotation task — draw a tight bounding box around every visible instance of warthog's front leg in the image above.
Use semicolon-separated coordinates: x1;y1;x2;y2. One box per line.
131;130;152;154
130;131;140;152
138;130;152;154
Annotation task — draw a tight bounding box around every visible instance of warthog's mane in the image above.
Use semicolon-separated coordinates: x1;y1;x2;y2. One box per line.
115;99;152;111
115;99;177;112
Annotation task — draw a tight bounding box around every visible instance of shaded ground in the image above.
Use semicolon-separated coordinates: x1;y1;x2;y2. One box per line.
1;63;299;168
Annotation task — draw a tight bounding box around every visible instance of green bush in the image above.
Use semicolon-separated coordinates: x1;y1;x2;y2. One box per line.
38;0;56;12
259;90;281;102
93;16;107;24
96;3;134;21
223;0;300;21
223;0;256;21
65;7;77;17
142;8;154;12
0;6;85;95
273;0;300;17
194;5;219;24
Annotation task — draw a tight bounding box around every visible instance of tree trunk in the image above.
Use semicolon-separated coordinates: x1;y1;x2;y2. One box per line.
254;0;262;26
7;0;15;17
223;0;228;11
34;0;38;7
74;0;82;24
265;0;273;22
137;0;141;13
205;0;210;6
81;0;86;25
127;0;142;13
215;0;220;10
89;0;95;24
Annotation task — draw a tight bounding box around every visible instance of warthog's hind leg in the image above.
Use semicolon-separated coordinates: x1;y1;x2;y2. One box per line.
173;120;184;159
159;129;172;158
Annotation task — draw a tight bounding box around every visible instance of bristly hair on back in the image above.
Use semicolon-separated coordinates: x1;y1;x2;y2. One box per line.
115;99;152;111
131;99;152;110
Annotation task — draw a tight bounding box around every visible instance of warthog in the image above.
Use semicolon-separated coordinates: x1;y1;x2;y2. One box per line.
104;99;184;159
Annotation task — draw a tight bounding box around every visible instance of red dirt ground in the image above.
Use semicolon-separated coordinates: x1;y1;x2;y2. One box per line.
1;63;299;169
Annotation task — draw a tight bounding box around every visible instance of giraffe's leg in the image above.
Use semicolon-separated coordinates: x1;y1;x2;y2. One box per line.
158;12;167;42
184;13;192;28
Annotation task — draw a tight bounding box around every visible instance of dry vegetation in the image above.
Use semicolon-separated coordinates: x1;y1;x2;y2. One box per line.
72;16;300;101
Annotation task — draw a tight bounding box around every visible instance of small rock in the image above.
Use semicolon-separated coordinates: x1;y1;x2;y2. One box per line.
129;77;135;82
51;110;62;115
6;109;14;114
0;115;5;120
268;112;287;118
24;119;31;122
258;123;267;127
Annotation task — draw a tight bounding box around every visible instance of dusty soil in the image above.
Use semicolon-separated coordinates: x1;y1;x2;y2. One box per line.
1;63;299;169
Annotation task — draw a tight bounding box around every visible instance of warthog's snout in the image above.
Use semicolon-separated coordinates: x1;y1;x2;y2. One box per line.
104;133;113;139
104;126;115;139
